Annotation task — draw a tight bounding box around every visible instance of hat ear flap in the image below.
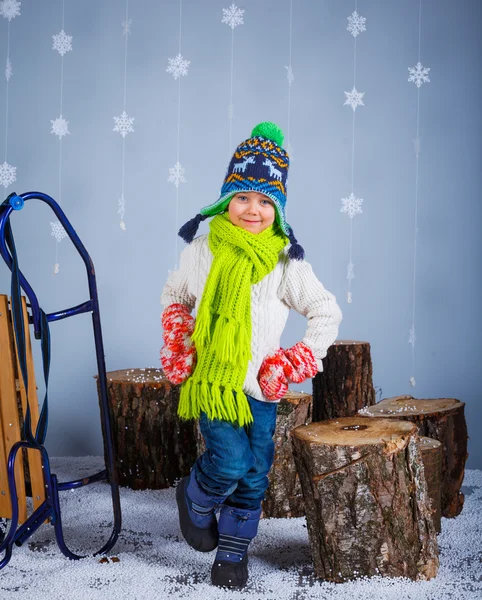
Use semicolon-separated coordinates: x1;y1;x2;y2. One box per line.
178;213;208;243
287;227;305;261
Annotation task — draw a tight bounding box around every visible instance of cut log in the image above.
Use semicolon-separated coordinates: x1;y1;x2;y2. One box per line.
418;436;442;533
98;368;203;490
291;417;439;582
358;395;468;517
312;340;376;421
262;390;312;519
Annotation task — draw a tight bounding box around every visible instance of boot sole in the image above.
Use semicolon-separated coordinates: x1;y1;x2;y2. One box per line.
176;477;218;553
211;554;248;588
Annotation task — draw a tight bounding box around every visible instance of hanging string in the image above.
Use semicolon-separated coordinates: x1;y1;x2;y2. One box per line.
341;1;366;304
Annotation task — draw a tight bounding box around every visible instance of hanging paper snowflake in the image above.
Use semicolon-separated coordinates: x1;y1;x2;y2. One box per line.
344;87;365;111
285;65;294;86
5;57;12;81
222;4;244;29
347;291;353;304
51;116;70;139
408;62;430;88
408;327;416;348
347;261;355;282
113;111;134;137
52;30;73;56
0;0;21;21
122;18;132;37
347;11;366;37
166;54;190;80
0;161;16;188
168;162;186;188
341;193;363;218
50;220;67;243
409;376;416;388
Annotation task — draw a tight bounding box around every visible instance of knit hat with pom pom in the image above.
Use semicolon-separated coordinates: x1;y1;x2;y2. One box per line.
179;121;304;260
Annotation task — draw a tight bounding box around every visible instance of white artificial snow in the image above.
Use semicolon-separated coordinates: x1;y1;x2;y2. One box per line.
222;4;244;30
0;457;480;600
113;111;134;138
0;0;20;21
0;160;16;188
50;116;70;139
52;30;73;57
50;220;67;243
343;86;365;111
166;54;190;80
347;11;366;38
408;62;431;88
168;162;186;188
341;193;363;219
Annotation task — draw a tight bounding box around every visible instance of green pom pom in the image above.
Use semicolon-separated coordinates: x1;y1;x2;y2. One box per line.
251;122;284;148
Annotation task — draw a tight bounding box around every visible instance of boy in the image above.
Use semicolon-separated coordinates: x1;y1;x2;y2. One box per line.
161;122;342;588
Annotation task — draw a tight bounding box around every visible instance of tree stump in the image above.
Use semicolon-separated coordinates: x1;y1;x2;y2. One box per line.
291;417;439;582
358;395;468;517
262;390;312;519
98;368;203;490
312;340;376;421
418;436;442;534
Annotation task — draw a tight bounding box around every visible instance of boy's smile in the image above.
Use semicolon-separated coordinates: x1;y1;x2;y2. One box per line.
228;192;276;234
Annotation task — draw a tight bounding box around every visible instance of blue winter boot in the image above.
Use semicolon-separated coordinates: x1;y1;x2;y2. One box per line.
211;504;262;588
176;470;227;552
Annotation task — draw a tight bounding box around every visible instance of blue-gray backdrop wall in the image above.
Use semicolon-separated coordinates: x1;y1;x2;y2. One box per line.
0;0;480;468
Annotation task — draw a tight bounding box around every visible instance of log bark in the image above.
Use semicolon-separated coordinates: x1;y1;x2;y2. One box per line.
262;390;312;519
359;395;468;517
418;436;442;533
291;417;439;582
98;368;202;490
312;340;376;421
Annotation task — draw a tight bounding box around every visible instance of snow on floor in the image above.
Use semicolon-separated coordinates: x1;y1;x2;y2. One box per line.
0;457;481;600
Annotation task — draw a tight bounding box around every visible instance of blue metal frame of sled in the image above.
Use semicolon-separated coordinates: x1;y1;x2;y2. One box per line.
0;191;121;569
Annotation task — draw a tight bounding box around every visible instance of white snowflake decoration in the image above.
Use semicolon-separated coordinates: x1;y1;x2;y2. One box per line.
166;54;190;80
285;65;294;86
0;0;21;21
118;194;126;230
52;30;73;56
222;4;244;29
408;62;430;88
347;291;353;304
344;87;365;111
408;326;416;348
347;11;366;37
51;116;70;139
0;161;16;188
113;111;134;138
50;220;67;243
341;193;363;219
122;18;132;37
168;162;186;188
409;375;416;388
347;261;355;282
5;57;12;81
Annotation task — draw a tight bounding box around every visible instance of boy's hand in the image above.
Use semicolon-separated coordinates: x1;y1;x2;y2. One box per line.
258;342;318;401
160;303;196;384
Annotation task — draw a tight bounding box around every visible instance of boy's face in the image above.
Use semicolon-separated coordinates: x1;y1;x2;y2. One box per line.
227;192;276;234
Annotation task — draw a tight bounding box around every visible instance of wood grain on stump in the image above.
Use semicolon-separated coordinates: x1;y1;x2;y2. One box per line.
262;390;312;519
291;417;439;582
418;436;442;533
359;395;467;517
312;341;376;421
98;368;203;490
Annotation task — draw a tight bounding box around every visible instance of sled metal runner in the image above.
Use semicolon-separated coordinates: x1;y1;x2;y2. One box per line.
0;191;121;569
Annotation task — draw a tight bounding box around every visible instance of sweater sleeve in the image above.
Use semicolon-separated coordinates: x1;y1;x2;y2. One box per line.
160;240;198;312
278;257;343;371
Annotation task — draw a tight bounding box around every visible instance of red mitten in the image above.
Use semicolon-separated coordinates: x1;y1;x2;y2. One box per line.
258;342;318;401
160;303;196;384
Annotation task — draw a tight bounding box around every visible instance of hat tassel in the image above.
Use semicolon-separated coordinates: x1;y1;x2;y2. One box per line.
287;227;305;261
178;213;208;243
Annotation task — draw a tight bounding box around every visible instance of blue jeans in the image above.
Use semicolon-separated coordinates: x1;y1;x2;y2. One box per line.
193;395;278;511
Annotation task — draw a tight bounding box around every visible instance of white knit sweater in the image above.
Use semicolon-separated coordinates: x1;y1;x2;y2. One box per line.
161;234;343;403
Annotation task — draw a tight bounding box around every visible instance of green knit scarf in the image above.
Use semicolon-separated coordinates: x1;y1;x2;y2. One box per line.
178;212;288;426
